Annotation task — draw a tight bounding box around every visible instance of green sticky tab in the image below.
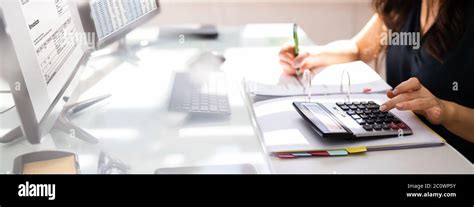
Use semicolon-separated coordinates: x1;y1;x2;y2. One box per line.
327;150;349;156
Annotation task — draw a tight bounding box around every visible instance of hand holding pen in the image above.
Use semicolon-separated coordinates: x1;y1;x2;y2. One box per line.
279;24;326;76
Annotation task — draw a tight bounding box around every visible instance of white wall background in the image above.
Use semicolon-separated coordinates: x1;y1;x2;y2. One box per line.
149;0;374;44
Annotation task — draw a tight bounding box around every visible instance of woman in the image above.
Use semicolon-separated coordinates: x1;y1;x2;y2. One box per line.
279;0;474;162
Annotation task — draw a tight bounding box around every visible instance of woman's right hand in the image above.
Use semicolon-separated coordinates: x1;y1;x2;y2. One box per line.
278;44;326;75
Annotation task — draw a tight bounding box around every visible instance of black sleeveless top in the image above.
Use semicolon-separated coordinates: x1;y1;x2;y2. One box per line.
386;0;474;163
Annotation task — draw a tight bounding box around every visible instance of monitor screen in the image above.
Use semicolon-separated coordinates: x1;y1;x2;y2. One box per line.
1;0;89;137
89;0;158;41
20;0;83;88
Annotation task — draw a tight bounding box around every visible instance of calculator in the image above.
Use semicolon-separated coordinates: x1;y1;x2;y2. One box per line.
293;101;413;139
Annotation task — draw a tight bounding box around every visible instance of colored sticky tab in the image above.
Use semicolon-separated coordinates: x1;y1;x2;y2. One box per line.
346;147;367;154
292;153;312;157
276;154;296;159
310;151;330;156
327;150;348;156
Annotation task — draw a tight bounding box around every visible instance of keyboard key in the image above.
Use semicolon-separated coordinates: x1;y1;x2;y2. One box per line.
346;110;356;115
355;110;364;114
349;105;358;110
366;119;375;124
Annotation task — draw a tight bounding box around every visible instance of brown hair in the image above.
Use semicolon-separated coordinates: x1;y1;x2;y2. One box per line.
372;0;467;62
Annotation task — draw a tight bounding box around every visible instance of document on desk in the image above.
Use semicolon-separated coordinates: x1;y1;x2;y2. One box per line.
252;94;445;156
247;61;392;97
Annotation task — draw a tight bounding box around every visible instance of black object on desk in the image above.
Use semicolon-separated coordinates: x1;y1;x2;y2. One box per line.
293;101;413;139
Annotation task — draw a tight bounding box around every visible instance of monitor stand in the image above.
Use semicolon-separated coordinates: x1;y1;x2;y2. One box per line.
95;37;142;66
0;94;111;144
115;38;141;65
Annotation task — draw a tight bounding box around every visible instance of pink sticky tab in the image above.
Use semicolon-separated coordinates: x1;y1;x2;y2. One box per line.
310;151;330;156
276;154;296;159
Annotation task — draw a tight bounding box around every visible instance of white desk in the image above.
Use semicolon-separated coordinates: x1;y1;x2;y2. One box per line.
0;24;472;174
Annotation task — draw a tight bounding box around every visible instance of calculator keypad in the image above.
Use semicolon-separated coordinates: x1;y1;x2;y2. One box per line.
336;101;410;132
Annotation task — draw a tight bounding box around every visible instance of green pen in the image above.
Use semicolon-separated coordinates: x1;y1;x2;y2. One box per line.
293;23;301;76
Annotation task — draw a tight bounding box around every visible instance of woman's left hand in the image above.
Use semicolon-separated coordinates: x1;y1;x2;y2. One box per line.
379;77;447;125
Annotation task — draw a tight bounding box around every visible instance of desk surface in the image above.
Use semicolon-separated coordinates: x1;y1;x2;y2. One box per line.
1;24;472;174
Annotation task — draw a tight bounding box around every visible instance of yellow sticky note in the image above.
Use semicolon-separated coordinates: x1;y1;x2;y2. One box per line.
346;147;367;154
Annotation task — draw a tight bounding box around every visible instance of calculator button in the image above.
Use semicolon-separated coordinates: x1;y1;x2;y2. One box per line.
355;110;364;114
363;125;373;131
346;110;356;115
360;114;368;119
382;124;390;130
373;125;382;131
366;119;375;124
355;119;366;125
389;123;399;129
336;102;345;106
349;105;358;110
340;105;349;110
397;123;408;129
351;115;361;119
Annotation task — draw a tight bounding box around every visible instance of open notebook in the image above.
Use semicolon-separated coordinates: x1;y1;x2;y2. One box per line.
252;94;445;158
246;61;392;97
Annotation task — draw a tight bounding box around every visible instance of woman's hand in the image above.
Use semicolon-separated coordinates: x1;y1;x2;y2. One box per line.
278;44;326;75
379;77;447;125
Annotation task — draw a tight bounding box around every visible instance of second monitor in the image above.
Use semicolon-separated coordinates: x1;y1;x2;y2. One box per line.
78;0;160;49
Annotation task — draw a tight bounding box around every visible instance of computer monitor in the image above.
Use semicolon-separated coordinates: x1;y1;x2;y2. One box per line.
77;0;160;49
0;0;92;144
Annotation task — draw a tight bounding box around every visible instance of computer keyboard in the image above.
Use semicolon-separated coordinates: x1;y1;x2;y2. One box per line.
168;72;231;115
